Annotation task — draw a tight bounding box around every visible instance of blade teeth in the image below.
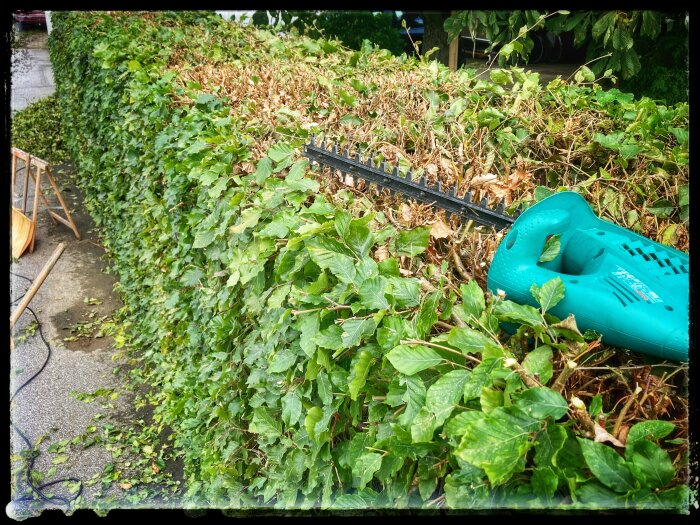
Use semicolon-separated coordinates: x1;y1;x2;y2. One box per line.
449;187;456;198
333;144;338;155
495;198;505;213
436;181;442;193
419;176;426;187
310;134;316;146
343;148;350;158
380;160;386;173
480;194;489;207
355;151;361;163
321;137;327;149
405;169;412;182
392;166;400;179
514;204;524;217
464;191;473;203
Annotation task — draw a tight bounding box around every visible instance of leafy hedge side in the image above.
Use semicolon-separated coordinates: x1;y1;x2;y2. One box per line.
48;11;688;510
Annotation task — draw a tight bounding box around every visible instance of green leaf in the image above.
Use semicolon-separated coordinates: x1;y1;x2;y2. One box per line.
538;235;561;262
231;208;262;234
249;407;282;436
531;466;559;500
394;226;431;257
52;455;70;465
192;228;216;249
341;319;376;349
253;156;273;183
307;239;357;283
345;221;374;258
334;209;352;237
513;387;568;420
447;326;499;355
455;406;539;486
358;276;389;310
630;440;674;489
522;345;553;385
489;69;510;85
530;277;565;312
398;376;426;426
338;89;357;107
268;141;294;164
415;291;441;338
295;312;319;358
534;423;567;467
480;386;503;414
578;438;637;493
332;488;380;509
458;281;485;320
589;395;603;418
574;65;595;83
353;452;382;489
340;114;363;126
425;369;470;426
386;277;420;308
305;407;323;441
268;348;297;373
281;391;302;427
386;344;442;375
348;350;373;400
626;420;675;452
411;407;437;443
493;300;543;327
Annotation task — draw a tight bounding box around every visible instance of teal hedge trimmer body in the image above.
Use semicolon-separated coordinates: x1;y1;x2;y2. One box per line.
304;138;689;362
488;192;688;362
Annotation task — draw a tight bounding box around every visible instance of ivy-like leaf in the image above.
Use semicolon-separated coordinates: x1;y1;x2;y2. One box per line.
348;350;373;400
578;438;637;493
341;318;376;348
539;234;561;262
493;300;543;327
425;369;470;426
630;440;674;489
513;387;568;420
447;326;499;355
358;276;390;310
394;226;431;257
386;344;442;375
530;277;565;312
455;406;539;486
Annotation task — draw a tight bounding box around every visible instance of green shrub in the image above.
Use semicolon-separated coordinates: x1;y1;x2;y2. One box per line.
48;11;688;511
11;95;69;164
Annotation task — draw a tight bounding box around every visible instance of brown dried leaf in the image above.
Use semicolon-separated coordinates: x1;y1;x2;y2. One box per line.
374;244;389;262
593;423;624;447
470;173;498;186
430;219;453;240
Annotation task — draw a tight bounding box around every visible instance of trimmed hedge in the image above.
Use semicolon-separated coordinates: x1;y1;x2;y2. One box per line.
48;11;687;511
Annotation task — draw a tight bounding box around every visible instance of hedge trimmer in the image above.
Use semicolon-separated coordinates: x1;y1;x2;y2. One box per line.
304;137;689;362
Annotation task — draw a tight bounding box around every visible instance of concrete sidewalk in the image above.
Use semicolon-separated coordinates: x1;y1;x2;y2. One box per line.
9;26;129;519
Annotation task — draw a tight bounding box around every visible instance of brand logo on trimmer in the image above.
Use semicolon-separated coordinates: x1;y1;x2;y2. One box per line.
611;265;662;304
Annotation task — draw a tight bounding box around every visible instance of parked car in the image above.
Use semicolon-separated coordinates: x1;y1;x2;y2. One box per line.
13;10;46;27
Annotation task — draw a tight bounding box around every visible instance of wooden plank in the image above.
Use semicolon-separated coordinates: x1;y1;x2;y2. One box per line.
47;210;74;229
10;242;66;336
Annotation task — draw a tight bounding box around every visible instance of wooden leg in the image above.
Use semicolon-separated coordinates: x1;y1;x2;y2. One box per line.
45;169;81;239
26;170;58;224
29;166;42;253
21;159;30;213
11;154;17;197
